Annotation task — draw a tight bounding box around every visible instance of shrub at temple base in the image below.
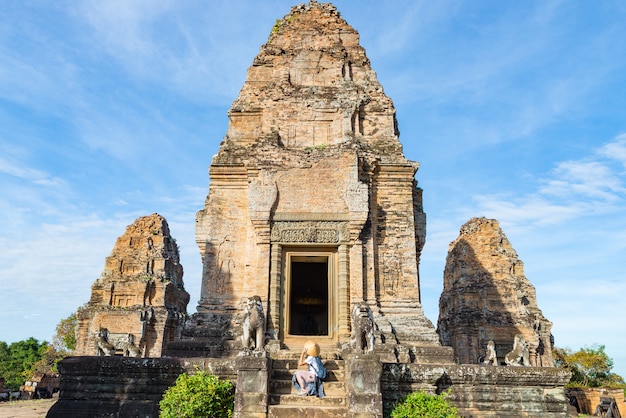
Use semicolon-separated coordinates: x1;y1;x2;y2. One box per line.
390;390;458;418
159;371;234;418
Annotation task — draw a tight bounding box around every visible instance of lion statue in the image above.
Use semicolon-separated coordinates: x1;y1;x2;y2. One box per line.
482;340;498;366
505;334;530;366
96;329;115;356
351;302;375;352
242;295;265;351
122;334;142;358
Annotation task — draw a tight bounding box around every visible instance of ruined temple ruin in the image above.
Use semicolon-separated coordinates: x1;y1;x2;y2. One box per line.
182;0;445;362
75;213;189;358
50;3;572;418
438;217;554;367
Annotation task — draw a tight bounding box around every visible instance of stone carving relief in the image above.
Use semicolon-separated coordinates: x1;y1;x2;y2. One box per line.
343;178;369;213
533;315;552;367
271;221;348;243
505;334;531;367
216;236;236;293
382;248;401;296
351;302;375;352
248;171;278;218
96;329;115;356
242;295;265;351
122;334;142;357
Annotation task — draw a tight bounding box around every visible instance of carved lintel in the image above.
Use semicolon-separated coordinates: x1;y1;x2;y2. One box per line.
270;221;349;243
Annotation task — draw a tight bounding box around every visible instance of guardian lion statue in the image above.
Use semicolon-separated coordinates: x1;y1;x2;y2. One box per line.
122;334;142;358
482;340;498;366
242;295;265;351
505;334;530;366
96;329;115;356
351;302;375;352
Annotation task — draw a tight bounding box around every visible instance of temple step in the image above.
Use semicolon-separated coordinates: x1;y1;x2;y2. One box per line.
269;355;348;416
268;405;348;418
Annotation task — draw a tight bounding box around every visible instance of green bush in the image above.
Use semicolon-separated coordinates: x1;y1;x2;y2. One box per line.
159;371;234;418
390;390;458;418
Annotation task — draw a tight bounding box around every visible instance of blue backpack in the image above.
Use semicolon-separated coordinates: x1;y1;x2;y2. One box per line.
311;357;327;379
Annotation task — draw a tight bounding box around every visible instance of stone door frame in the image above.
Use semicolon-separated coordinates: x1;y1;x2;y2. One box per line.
268;242;351;348
282;246;337;344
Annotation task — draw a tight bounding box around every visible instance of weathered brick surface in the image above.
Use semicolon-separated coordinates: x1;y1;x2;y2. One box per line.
47;356;236;418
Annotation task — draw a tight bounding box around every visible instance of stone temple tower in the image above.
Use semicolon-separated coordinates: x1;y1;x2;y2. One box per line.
76;213;189;358
187;1;448;361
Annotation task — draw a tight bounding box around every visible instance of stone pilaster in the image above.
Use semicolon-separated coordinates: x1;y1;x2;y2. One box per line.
234;352;271;418
345;353;383;418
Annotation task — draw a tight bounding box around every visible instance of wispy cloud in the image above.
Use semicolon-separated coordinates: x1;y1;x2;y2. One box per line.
73;0;274;103
598;133;626;166
0;157;65;187
382;1;626;150
540;160;625;202
467;134;626;229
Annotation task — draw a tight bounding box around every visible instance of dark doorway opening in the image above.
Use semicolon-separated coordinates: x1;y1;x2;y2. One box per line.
289;257;329;336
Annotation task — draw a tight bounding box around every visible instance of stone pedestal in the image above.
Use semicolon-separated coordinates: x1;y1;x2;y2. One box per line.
345;353;383;418
234;351;271;418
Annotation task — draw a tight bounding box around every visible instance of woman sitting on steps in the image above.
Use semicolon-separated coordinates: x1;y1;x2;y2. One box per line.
292;340;326;397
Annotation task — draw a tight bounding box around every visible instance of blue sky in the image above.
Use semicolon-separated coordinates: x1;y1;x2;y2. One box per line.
1;1;625;376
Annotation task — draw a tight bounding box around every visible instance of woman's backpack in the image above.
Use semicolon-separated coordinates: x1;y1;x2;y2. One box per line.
311;356;327;379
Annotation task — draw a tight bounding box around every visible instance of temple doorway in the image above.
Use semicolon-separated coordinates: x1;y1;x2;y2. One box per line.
283;249;336;340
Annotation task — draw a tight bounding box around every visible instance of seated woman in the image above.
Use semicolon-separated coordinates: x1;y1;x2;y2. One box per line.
292;340;326;397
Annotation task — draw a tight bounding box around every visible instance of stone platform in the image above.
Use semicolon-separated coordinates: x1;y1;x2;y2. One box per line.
382;363;571;417
47;355;571;418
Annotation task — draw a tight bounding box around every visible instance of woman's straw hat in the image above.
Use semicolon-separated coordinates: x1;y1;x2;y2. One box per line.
304;340;320;356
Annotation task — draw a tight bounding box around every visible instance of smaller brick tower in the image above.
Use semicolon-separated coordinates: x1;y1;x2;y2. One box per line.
75;213;189;357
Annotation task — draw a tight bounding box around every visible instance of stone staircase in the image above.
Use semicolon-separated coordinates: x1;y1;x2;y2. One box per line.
267;352;348;418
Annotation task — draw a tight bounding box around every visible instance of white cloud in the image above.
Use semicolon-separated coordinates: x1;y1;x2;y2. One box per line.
540;160;625;202
472;194;582;227
467;133;626;231
598;133;626;166
0;157;63;185
77;0;175;58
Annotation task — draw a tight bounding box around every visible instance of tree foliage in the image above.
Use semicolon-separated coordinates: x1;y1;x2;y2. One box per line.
25;313;79;379
390;390;458;418
0;338;47;390
554;344;625;388
27;344;67;377
0;314;77;389
53;313;77;352
159;371;234;418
